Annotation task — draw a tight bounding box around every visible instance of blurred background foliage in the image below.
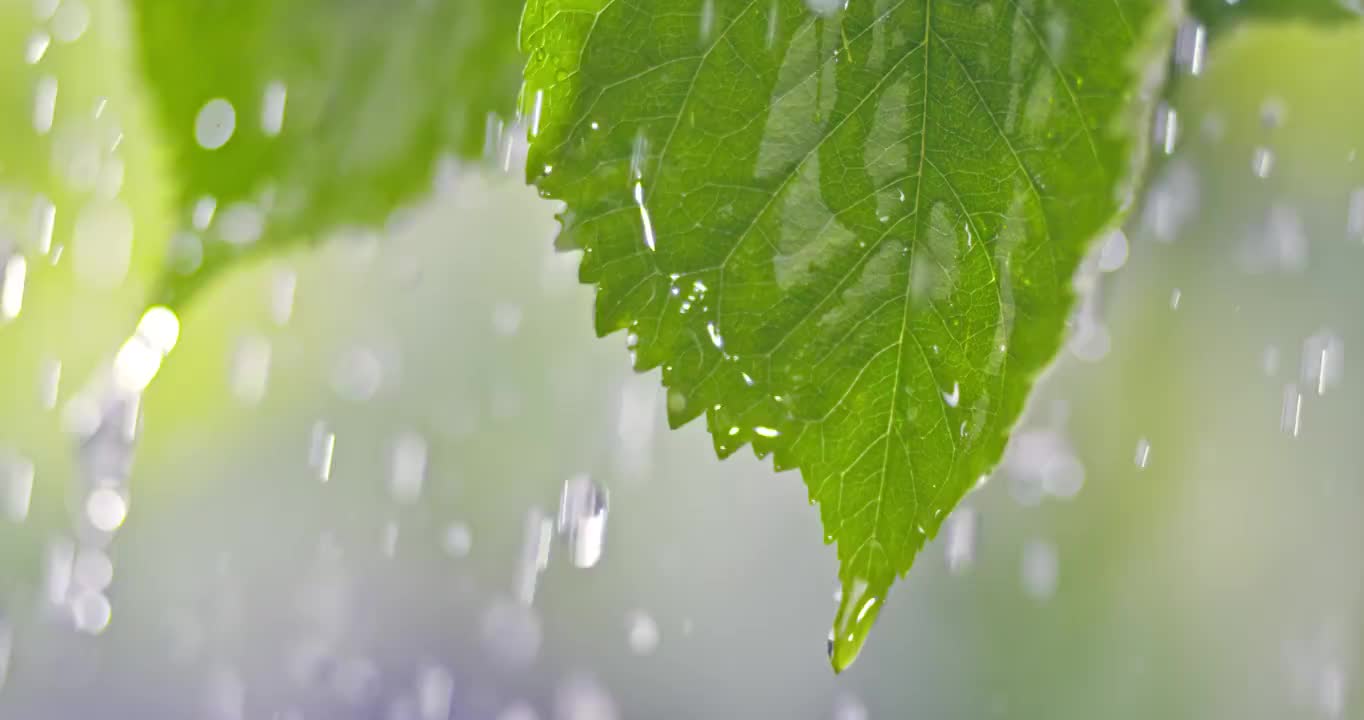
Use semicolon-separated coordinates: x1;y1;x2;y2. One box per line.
0;1;1362;718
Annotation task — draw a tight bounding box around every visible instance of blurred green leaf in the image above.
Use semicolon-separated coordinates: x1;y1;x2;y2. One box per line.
522;0;1174;670
131;0;524;306
1190;0;1361;30
0;0;175;582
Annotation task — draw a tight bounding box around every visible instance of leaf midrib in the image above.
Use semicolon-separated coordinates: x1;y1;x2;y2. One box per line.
863;0;935;578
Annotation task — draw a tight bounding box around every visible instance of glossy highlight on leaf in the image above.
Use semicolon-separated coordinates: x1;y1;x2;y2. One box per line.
522;0;1174;670
131;0;524;307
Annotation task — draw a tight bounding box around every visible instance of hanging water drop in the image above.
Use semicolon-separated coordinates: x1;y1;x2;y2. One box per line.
829;576;885;673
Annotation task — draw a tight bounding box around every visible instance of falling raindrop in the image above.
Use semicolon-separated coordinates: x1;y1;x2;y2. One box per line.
804;0;844;17
85;488;128;532
204;666;247;720
70;590;112;634
24;31;50;64
34;0;60;21
31;195;56;255
765;0;780;48
309;421;336;482
1252;146;1275;179
1042;452;1085;499
112;306;180;393
557;473;609;569
1;451;34;522
528;89;544;139
1097;229;1129;272
698;0;716;42
170;232;203;274
626;610;660;655
1069;321;1111;363
492;302;524;336
1300;330;1343;396
44;539;74;606
1143;161;1199;242
1173;19;1207;76
261;81;287;136
1347;187;1364;241
331;346;384;401
832;694;869;720
195;98;237;150
0;254;27;321
1263;345;1281;377
1153;102;1178;155
51;0;90;43
441;522;472;557
1259;97;1287;131
72;547;113;591
192;195;217;230
555;673;619;720
33;75;57;135
271;267;296;325
381;520;399;558
1134;438;1152;469
388;430;427;504
1317;663;1346;720
516;507;553;605
1281;383;1303;437
217;202;263;246
614;374;658;478
943;506;978;575
229;335;272;405
0;618;10;693
1021;540;1059;600
1003;428;1083;506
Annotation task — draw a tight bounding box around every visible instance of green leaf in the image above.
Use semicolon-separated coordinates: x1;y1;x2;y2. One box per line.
130;0;524;307
0;0;177;574
1189;0;1361;30
522;0;1174;670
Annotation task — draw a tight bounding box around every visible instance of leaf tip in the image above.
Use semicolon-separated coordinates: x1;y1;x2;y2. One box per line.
828;574;888;674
